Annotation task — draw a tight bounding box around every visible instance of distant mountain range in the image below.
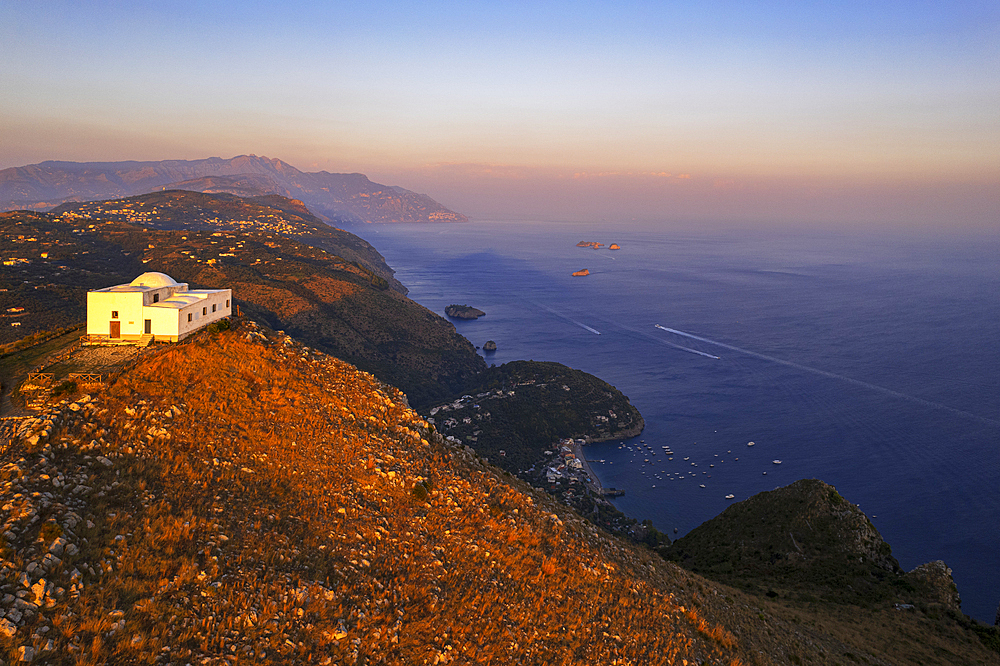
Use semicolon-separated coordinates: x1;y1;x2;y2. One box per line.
0;155;468;225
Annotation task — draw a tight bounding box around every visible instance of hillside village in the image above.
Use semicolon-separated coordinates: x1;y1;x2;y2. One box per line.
56;198;316;238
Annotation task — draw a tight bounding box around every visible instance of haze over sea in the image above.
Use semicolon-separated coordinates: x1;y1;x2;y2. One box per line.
354;220;1000;622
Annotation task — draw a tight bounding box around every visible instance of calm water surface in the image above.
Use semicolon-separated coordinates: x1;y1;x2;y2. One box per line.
351;220;1000;622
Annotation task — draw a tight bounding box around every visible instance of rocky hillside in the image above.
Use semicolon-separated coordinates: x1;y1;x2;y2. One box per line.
0;321;748;665
0;156;467;226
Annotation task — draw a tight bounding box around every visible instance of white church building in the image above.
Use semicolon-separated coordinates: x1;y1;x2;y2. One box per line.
86;272;232;343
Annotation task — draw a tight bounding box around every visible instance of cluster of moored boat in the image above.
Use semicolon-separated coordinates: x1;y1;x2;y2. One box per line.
610;438;788;500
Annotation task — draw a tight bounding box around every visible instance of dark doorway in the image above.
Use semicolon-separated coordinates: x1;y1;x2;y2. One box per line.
144;319;152;335
110;321;121;338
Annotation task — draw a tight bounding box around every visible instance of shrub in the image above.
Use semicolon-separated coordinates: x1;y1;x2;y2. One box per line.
206;319;231;334
52;380;77;396
40;522;63;543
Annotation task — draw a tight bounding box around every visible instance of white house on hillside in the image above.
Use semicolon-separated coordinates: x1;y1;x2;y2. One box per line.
86;272;231;343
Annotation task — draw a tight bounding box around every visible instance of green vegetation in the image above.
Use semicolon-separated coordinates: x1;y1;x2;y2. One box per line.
429;360;643;473
666;479;910;605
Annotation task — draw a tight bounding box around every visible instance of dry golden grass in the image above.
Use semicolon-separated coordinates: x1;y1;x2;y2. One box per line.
0;321;775;664
303;275;359;303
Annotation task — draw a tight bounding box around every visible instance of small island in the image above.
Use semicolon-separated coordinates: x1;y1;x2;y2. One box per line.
572;269;590;276
445;304;486;319
576;241;604;249
609;243;620;250
483;340;497;351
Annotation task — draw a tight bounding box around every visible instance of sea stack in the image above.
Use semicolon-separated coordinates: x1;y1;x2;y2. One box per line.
609;243;621;250
445;304;486;319
483;340;497;351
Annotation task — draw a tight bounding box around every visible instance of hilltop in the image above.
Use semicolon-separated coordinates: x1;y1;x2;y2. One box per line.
0;199;484;408
0;155;468;226
0;322;745;665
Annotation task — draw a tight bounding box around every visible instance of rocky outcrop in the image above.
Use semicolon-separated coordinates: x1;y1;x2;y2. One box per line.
483;340;497;351
444;304;485;319
905;560;962;612
572;269;590;277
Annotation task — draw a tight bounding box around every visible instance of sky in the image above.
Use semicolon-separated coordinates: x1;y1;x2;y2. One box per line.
2;1;998;229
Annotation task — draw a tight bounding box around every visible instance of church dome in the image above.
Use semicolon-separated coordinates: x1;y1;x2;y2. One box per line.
130;272;178;289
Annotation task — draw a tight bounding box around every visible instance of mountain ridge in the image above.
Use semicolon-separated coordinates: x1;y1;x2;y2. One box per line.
0;155;468;226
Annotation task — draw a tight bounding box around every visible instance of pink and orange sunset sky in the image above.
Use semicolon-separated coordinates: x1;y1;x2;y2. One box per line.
2;1;998;229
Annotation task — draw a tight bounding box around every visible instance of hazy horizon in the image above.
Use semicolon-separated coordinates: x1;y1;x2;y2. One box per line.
2;1;998;231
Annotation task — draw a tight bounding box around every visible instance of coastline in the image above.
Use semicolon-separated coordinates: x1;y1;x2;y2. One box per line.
571;439;603;494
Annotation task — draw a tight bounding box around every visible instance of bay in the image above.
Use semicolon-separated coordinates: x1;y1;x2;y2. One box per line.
352;219;1000;622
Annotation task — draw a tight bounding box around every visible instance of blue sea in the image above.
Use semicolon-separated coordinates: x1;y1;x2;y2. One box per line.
352;220;1000;622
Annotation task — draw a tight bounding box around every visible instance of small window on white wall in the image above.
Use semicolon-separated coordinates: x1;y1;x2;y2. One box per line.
226;299;230;308
111;311;118;319
212;304;217;313
203;307;207;315
187;313;192;322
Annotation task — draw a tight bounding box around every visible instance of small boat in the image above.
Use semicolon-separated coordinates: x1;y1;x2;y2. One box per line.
725;494;735;500
772;460;782;465
699;484;706;488
747;441;755;447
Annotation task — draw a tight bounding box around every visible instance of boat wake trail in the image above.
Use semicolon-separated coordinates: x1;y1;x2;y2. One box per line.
651;325;720;358
535;303;601;335
655;325;1000;427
